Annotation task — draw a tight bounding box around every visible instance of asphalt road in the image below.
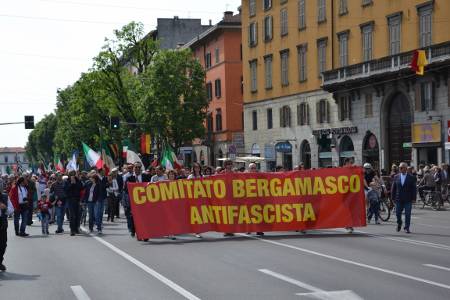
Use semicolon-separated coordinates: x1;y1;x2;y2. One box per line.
2;203;450;300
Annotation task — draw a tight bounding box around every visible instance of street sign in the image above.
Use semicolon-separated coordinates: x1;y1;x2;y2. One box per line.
275;142;292;153
402;142;412;148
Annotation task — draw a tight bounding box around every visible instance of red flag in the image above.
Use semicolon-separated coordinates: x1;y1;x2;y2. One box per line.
140;134;151;154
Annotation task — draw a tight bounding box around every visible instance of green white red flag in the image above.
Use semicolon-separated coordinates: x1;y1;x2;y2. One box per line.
82;142;103;169
161;145;182;170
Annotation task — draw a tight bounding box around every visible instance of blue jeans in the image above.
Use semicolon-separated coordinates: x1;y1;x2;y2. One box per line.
396;201;412;230
14;209;28;234
41;213;50;233
94;199;105;231
87;202;95;231
55;206;65;231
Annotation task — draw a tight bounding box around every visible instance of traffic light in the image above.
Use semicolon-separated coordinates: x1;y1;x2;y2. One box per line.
24;115;34;129
110;116;120;129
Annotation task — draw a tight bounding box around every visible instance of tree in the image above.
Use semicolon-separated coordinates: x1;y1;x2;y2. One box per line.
25;113;57;163
139;49;208;150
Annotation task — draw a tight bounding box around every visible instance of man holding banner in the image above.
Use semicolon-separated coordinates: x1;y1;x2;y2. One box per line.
127;167;366;240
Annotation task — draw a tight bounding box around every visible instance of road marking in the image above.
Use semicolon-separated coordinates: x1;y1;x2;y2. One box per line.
243;235;450;290
71;286;91;300
424;264;450;272
259;269;362;300
415;222;450;230
331;228;450;251
80;227;201;300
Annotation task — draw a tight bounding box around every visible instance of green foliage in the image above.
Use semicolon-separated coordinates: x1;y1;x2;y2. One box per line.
29;21;208;161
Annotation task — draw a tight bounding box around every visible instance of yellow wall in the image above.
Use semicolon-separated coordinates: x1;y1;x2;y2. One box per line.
242;0;450;104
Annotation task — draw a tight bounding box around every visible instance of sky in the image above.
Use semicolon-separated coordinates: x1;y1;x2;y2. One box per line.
0;0;241;148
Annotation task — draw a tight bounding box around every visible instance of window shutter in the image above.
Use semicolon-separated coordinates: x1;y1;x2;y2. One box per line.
280;107;284;127
255;22;258;45
316;102;320;124
248;25;252;46
348;97;352;120
431;81;436;110
326;101;331;123
297;104;301;126
287;107;291;127
415;83;421;111
306;104;310;125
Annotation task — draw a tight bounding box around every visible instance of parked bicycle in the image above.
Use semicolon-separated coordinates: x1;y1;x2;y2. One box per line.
421;190;442;210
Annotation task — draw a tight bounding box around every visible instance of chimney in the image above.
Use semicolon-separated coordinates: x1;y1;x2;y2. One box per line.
224;11;233;21
174;16;179;20
209;19;212;26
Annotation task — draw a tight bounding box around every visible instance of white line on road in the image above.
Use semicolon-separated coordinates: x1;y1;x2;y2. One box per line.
243;235;450;290
259;269;323;293
80;227;201;300
259;269;362;299
424;264;450;272
331;228;450;251
70;286;91;300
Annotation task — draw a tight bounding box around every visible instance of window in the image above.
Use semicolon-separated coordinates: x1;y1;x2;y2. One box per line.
280;8;288;36
263;0;272;10
250;60;258;92
297;102;309;125
361;23;373;61
388;14;401;55
215;109;222;131
317;38;327;75
206;82;212;101
418;4;433;47
297;44;307;82
215;48;220;64
267;108;273;129
205;52;212;68
252;110;258;130
280;105;291;128
280;50;289;86
362;0;372;6
339;0;348;15
365;93;373;117
298;0;306;29
215;79;222;98
264;15;273;41
249;0;256;17
338;31;349;67
316;99;329;124
249;22;258;47
207;113;213;132
264;55;273;89
420;81;435;112
338;96;352;121
317;0;326;23
4;156;8;163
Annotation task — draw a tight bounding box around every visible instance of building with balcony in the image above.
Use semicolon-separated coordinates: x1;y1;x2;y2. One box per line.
182;12;244;166
0;147;29;174
322;0;450;170
242;0;450;170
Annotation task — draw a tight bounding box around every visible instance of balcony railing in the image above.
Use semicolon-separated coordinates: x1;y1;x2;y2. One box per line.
322;41;450;87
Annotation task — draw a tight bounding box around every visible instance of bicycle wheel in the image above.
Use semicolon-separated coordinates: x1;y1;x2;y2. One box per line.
378;199;390;222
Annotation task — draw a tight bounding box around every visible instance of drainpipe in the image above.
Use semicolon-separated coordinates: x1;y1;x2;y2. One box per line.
331;0;335;70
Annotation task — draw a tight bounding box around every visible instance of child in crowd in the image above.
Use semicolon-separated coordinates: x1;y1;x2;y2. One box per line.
367;182;381;224
38;194;52;235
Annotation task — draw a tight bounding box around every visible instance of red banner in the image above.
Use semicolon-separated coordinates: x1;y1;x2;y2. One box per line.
128;167;366;239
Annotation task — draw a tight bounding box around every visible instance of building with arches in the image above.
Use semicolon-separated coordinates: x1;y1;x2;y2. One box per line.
242;0;450;170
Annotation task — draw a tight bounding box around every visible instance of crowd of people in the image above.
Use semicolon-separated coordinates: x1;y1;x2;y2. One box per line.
1;158;448;271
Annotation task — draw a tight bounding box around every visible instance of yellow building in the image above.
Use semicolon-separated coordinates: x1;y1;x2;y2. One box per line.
241;0;450;170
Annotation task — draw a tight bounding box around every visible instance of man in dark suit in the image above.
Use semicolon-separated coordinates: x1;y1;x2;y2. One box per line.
124;162;150;239
391;162;417;233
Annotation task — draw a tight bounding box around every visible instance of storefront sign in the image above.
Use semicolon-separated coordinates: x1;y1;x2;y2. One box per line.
402;142;412;148
275;142;292;153
412;122;441;144
232;132;245;150
313;126;358;137
447;121;450;142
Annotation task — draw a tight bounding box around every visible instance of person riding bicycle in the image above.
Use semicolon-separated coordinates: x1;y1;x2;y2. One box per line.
418;166;435;202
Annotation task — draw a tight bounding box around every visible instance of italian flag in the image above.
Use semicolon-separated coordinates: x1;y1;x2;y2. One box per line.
82;143;103;169
101;142;116;175
161;145;182;170
54;154;65;173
